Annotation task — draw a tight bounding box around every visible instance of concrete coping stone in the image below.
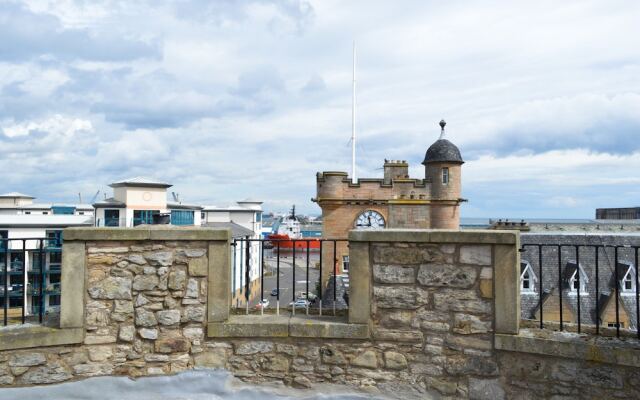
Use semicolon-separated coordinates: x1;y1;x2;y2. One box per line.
495;329;640;368
349;229;518;244
207;315;369;339
63;227;232;242
0;326;84;351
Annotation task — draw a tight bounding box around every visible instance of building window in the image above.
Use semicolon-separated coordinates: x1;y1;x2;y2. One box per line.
568;266;588;295
25;211;31;215
442;167;449;184
201;212;206;221
42;211;49;215
342;256;350;272
520;262;537;294
133;210;159;226
256;212;262;223
171;210;194;226
608;322;625;328
621;265;636;295
104;209;120;227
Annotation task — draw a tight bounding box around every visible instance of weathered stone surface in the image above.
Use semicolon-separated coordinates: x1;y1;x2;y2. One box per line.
374;245;445;264
155;337;190;353
88;346;113;362
374;286;426;309
119;325;135;342
235;342;274;355
292;375;313;388
379;310;415;328
9;353;46;367
373;265;416;284
433;289;491;314
88;277;132;300
183;305;205;322
127;254;147;265
417;264;477;288
188;257;208;277
113;300;134;315
267;355;290;372
469;378;505;400
185;279;199;298
73;363;114;377
453;314;492;334
576;366;624;389
145;251;174;266
479;279;492;299
168;268;187;290
132;274;159;291
459;245;492;266
138;328;158;340
445;356;498;376
20;362;71;384
373;328;424;342
135;309;158;327
425;376;458;395
351;350;378;369
157;310;181;326
321;348;347;365
194;349;227;368
84;334;117;345
384;351;407;370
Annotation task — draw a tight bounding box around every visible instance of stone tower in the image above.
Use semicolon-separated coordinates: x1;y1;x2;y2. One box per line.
423;120;464;229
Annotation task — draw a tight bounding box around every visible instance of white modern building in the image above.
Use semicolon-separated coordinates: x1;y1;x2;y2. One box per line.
202;200;263;305
93;177;202;227
0;193;93;323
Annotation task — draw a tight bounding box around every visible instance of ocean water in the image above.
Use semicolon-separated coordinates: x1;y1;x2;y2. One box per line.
0;369;387;400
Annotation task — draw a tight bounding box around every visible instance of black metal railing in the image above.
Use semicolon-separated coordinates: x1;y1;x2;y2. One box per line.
230;238;349;316
0;237;62;327
520;244;640;338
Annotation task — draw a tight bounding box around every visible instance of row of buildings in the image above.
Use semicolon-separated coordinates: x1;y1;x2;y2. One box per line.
0;177;264;320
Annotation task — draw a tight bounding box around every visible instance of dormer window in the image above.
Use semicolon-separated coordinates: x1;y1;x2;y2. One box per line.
621;265;636;295
442;167;449;184
568;265;589;296
520;262;537;294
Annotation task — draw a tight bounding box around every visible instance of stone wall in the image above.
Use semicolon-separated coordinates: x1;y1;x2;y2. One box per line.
0;228;638;400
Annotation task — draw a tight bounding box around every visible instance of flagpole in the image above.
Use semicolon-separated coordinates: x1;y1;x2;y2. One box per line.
351;41;357;184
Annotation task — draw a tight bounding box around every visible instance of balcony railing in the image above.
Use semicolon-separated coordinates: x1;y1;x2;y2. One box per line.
0;237;61;326
231;238;349;316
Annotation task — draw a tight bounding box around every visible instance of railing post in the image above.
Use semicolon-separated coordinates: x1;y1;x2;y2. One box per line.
208;233;232;323
346;238;370;324
60;241;86;329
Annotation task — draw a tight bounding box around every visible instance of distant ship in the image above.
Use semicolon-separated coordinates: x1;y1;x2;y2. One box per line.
267;206;320;250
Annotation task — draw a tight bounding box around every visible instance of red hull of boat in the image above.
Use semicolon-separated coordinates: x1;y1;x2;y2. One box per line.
267;234;321;249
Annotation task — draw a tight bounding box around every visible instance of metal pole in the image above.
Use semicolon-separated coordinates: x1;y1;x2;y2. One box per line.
319;240;323;316
558;245;563;331
576;246;581;334
635;247;639;339
306;243;310;315
39;239;45;324
22;239;26;324
595;246;600;335
3;240;8;326
333;240;337;316
260;240;264;317
292;242;296;316
276;242;280;316
351;41;357;184
614;246;620;337
538;245;543;329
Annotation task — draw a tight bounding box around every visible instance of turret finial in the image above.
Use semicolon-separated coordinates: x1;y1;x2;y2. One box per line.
439;119;446;139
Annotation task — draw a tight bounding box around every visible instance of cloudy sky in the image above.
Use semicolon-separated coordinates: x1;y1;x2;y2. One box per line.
1;0;639;218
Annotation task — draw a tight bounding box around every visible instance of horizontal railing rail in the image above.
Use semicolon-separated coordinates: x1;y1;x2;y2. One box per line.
231;238;349;317
0;237;61;327
520;243;639;338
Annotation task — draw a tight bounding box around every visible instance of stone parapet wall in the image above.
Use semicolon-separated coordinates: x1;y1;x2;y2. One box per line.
0;228;638;399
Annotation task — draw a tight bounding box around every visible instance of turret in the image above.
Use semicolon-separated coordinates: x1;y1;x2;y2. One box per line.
423;120;464;229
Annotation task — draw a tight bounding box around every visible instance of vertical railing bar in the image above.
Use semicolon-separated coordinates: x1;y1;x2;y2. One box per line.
276;242;280;316
22;239;26;324
614;246;620;337
4;239;9;326
333;240;337;316
306;242;310;315
292;242;296;316
245;238;250;315
558;245;563;331
576;245;581;334
538;245;543;329
260;240;264;316
635;246;639;339
39;239;45;324
319;240;323;316
595;246;600;336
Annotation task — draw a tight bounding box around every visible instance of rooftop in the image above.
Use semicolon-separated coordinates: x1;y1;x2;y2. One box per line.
109;177;172;189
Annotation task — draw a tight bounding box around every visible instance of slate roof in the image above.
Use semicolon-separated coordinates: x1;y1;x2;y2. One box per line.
109;177;172;188
520;233;639;330
92;197;126;208
422;139;464;165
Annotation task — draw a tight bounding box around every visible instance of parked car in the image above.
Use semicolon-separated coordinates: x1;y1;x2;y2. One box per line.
297;292;317;302
289;299;310;309
270;288;279;297
255;299;270;310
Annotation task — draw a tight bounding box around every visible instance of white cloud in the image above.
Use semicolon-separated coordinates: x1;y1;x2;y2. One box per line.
2;114;92;138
